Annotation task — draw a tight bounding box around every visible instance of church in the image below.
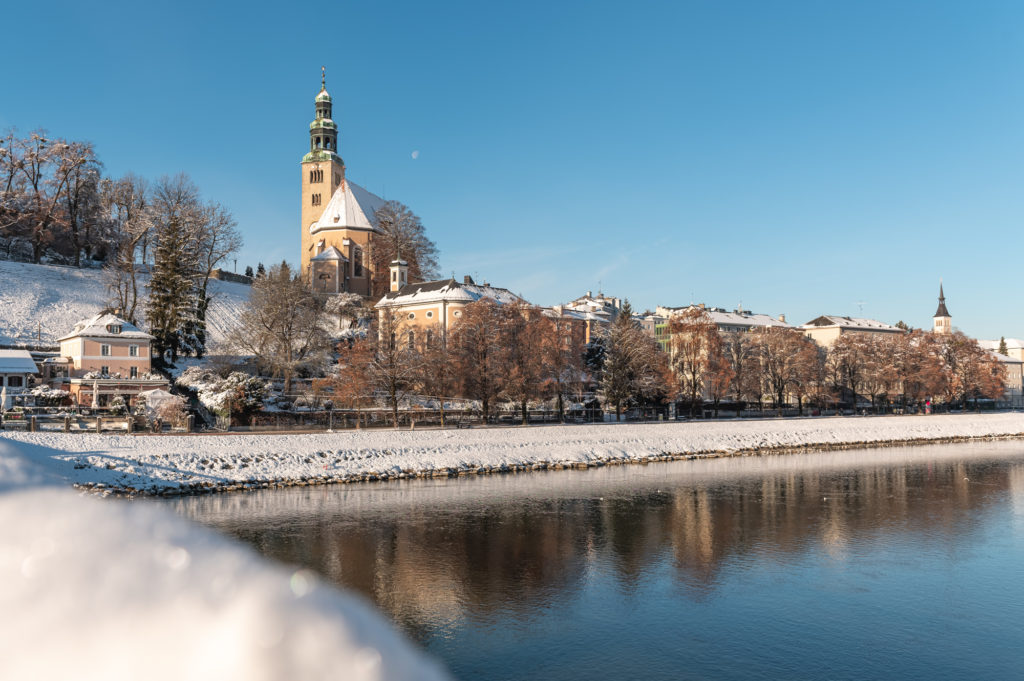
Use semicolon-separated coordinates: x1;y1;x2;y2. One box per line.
300;68;389;298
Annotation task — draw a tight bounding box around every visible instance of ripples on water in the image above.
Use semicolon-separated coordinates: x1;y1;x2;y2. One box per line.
161;442;1024;681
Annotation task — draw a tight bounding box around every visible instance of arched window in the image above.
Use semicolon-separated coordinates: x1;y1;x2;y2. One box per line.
425;330;433;348
408;330;415;349
390;333;396;351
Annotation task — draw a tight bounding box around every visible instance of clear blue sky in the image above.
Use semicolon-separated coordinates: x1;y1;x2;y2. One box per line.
5;0;1024;338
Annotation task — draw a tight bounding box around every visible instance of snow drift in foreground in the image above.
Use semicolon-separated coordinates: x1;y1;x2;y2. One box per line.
3;413;1024;494
0;441;451;681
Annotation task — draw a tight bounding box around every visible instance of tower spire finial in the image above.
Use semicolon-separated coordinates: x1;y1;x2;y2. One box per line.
321;65;326;91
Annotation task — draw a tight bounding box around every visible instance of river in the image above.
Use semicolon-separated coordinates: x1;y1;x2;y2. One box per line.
159;441;1024;680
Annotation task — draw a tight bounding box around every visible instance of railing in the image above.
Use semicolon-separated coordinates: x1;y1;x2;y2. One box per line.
0;413;194;434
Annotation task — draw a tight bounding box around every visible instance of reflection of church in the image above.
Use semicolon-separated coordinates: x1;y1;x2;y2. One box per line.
300;69;389;297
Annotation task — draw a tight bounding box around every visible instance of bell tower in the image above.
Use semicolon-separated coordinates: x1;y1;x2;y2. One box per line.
301;67;346;272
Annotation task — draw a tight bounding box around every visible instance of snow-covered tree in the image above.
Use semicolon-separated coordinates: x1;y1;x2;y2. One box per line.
230;261;329;393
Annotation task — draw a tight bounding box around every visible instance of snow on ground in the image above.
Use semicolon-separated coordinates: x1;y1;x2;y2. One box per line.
0;432;451;681
3;413;1024;494
0;260;249;347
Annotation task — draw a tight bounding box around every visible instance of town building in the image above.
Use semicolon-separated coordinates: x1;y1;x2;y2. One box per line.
986;351;1024;408
375;261;523;343
554;292;625;343
801;315;902;348
656;305;791;334
0;349;38;410
300;68;389;296
52;313;168;406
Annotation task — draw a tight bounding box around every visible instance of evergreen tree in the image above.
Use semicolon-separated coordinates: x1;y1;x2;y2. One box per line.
244;265;254;278
145;175;202;364
256;262;266;278
146;210;198;364
999;336;1008;356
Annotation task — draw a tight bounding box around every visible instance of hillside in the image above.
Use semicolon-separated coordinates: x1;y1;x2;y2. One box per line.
0;260;248;348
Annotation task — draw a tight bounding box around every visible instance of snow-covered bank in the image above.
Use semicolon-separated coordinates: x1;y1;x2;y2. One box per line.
0;438;451;680
4;413;1024;496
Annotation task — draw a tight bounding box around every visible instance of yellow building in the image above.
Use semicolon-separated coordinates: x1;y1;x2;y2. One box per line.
300;69;388;297
801;315;902;348
375;261;523;343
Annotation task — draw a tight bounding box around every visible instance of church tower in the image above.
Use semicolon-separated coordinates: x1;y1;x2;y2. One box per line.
933;281;952;335
300;67;346;272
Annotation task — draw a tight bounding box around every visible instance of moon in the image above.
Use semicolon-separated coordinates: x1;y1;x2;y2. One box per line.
411;150;420;160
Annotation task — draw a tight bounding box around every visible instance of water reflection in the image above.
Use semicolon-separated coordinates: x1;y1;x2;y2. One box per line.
165;442;1024;637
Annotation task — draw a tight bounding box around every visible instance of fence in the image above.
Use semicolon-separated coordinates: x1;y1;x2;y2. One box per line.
0;412;194;434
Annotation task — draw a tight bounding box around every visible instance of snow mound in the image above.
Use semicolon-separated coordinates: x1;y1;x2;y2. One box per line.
0;260;249;348
0;439;451;681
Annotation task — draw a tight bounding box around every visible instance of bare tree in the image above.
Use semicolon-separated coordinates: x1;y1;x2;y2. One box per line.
370;201;439;296
57;140;102;266
451;300;507;422
668;307;720;417
102;174;151;323
502;304;549;425
371;307;422;427
230;261;329;393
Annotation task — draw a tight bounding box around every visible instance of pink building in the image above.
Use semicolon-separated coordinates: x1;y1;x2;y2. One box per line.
53;313;168;406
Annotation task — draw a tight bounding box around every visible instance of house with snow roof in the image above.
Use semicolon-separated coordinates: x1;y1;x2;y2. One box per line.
0;349;39;410
801;315;902;348
375;261;524;346
52;313;168;406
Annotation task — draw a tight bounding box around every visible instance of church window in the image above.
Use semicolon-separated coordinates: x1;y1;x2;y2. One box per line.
353;247;363;277
408;331;415;349
334;173;341;185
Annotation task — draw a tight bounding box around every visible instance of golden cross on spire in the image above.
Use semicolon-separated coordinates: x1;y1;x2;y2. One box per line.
321;66;326;91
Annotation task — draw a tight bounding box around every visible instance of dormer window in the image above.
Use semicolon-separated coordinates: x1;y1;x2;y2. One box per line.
106;324;121;334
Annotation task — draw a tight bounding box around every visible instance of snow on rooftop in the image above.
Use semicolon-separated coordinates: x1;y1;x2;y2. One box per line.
310;181;387;236
57;312;153;342
377;279;524;308
0;349;37;374
979;338;1024;351
802;315;900;331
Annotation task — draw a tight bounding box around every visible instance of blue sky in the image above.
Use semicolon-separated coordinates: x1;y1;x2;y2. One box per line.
5;0;1024;338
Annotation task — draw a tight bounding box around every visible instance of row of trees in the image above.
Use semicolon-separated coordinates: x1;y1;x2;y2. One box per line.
668;308;1006;415
1;129;243;362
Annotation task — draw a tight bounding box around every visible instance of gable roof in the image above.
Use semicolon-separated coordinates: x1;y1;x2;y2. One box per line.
57;313;153;342
376;278;524;308
310;245;348;262
309;180;387;236
802;315;901;332
0;349;38;374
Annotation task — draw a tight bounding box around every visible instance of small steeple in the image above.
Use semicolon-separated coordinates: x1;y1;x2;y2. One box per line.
934;280;950;318
933;279;951;334
321;65;326;91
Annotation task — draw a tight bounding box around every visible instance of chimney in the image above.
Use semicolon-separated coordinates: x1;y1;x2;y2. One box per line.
464;275;475;285
779;314;786;323
390;259;408;292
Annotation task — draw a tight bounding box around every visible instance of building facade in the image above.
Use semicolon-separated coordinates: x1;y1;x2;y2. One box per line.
53;313;168;406
801;315;902;348
0;349;38;409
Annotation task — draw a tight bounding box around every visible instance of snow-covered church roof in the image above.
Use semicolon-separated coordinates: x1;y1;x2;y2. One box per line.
57;313;153;342
309;180;388;236
376;278;524;308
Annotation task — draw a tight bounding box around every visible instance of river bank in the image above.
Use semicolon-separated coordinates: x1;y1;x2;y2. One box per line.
3;413;1024;497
